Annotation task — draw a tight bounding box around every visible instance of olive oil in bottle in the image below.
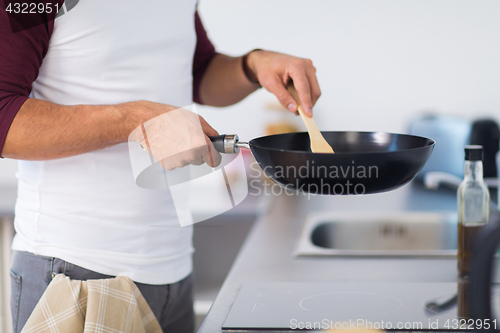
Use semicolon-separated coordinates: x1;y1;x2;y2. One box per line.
457;145;490;278
457;279;470;319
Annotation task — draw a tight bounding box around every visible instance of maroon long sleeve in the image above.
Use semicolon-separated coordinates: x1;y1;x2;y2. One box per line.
0;9;216;156
192;11;217;104
0;6;57;157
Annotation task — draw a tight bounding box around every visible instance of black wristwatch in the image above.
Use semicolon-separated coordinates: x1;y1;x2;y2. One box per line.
242;49;263;88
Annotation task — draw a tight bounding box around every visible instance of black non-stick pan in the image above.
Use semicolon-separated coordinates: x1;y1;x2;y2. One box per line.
210;132;434;195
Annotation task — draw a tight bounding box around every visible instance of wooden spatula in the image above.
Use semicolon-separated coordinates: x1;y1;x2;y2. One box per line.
286;83;335;153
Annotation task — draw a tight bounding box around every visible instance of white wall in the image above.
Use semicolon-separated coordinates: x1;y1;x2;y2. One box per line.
196;0;500;138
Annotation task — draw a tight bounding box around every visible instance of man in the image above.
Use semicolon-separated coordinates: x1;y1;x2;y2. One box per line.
0;1;321;332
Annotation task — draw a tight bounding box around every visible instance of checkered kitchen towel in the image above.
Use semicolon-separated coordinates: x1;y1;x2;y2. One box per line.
22;274;162;333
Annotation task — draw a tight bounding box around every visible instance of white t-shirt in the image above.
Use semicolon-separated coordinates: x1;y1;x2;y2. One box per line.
12;0;199;285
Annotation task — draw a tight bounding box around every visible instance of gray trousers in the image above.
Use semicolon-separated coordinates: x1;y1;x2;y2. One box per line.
10;251;194;333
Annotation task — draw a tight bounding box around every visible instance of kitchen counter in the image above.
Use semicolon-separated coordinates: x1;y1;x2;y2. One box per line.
197;181;460;332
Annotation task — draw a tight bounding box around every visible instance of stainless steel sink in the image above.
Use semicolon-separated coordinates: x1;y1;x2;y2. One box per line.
294;211;458;258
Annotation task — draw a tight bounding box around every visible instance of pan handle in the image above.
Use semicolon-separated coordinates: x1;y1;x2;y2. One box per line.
209;134;249;154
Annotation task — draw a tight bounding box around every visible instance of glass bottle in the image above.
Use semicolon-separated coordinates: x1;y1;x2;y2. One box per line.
457;145;490;278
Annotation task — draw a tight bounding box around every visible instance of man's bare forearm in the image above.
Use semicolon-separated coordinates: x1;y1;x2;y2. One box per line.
2;98;165;160
199;51;321;118
198;53;259;107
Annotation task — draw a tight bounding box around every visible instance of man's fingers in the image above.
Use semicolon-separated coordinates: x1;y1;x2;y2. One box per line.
141;108;222;170
161;158;178;171
199;115;219;137
306;62;321;106
200;116;221;167
160;147;208;171
289;66;313;117
203;136;222;167
158;140;221;171
264;75;298;114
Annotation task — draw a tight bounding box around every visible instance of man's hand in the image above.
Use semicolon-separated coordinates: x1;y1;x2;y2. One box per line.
246;50;321;117
3;98;221;170
129;101;222;171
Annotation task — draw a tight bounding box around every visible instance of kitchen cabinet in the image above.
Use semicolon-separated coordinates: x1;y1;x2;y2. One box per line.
192;214;255;330
192;192;265;330
0;186;16;333
0;216;14;333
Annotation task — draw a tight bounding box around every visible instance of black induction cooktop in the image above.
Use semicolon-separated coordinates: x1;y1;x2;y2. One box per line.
223;282;475;331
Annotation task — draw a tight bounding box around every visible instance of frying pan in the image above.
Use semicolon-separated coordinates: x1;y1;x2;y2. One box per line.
210;132;435;195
